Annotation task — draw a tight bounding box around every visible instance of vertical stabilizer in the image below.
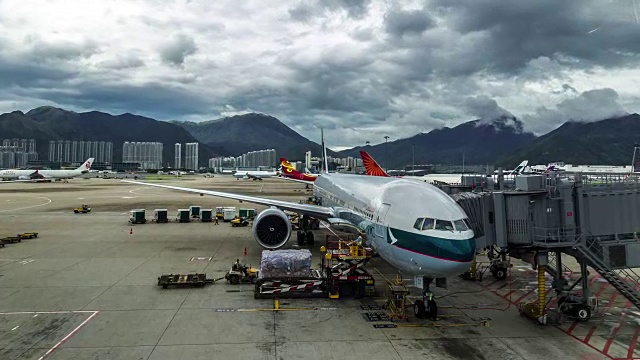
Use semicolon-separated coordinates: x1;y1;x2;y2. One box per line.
359;151;390;177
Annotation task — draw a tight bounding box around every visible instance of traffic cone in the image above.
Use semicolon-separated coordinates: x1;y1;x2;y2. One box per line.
130;228;133;235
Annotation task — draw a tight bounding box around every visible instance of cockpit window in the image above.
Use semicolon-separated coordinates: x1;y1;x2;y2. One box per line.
454;219;468;231
413;218;424;230
434;219;454;231
422;218;435;230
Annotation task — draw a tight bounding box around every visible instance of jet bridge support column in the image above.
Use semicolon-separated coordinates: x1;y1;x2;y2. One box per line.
518;251;548;324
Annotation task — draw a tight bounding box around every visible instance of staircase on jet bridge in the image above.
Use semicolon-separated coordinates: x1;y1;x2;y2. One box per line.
545;252;572;281
574;238;640;310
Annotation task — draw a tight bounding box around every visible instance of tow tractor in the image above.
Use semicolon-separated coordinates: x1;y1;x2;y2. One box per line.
231;217;250;227
225;259;259;284
73;204;91;214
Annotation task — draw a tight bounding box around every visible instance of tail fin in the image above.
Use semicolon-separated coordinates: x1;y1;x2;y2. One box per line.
78;158;94;172
359;151;390;177
508;160;528;176
279;157;304;176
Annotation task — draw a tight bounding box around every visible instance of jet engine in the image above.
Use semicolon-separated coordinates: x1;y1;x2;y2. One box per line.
18;175;30;180
252;208;292;249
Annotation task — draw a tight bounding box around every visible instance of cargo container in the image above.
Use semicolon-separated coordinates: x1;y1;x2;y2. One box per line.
239;208;256;220
129;209;146;224
201;209;213;222
176;209;190;223
190;206;201;218
153;209;168;223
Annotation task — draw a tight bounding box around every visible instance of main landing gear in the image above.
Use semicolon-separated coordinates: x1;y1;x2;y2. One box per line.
296;215;315;246
413;277;438;321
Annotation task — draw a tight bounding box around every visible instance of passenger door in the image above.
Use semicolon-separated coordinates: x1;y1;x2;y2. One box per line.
375;203;391;238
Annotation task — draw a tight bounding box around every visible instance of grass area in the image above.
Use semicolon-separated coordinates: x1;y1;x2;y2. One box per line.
139;175;197;181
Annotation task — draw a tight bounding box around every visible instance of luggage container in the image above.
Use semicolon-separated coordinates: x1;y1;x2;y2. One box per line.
129;209;146;224
201;209;213;222
153;209;168;223
176;209;190;223
223;208;236;222
190;205;201;218
239;208;256;220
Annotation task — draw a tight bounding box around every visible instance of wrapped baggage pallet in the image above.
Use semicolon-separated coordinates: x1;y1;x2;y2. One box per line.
255;249;326;299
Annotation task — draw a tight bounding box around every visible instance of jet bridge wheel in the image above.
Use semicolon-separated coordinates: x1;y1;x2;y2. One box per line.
574;304;592;321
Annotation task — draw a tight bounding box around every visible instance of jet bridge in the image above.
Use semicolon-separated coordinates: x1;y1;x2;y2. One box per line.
443;172;640;322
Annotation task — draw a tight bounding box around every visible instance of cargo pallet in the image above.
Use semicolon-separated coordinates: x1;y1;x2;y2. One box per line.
1;236;22;244
157;273;222;289
254;276;327;299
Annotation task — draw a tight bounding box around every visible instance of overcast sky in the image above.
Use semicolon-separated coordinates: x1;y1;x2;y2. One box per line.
1;0;639;148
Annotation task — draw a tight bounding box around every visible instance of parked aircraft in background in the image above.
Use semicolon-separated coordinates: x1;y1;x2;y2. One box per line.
278;158;319;183
0;158;94;182
233;169;277;180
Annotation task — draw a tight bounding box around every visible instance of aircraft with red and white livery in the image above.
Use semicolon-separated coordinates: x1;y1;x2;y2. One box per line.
0;158;94;182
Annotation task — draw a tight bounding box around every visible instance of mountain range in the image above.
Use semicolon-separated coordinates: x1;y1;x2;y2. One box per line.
1;106;638;169
172;113;340;159
338;116;537;169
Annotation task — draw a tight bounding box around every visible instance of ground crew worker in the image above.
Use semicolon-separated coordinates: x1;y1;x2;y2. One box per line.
214;217;219;225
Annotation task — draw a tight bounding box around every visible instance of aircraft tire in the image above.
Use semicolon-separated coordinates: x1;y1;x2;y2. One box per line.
426;299;438;320
414;300;426;319
296;231;304;246
306;231;314;245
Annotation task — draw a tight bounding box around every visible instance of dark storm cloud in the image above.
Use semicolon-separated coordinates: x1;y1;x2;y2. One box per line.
159;33;197;66
463;96;514;122
24;37;99;62
289;0;371;21
384;9;434;37
0;56;79;88
429;0;640;73
522;88;629;134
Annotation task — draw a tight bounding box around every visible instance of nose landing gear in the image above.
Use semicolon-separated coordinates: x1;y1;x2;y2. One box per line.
413;277;438;321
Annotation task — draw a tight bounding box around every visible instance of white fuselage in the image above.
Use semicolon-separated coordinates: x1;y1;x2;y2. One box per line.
0;168;87;180
234;171;277;179
313;173;476;278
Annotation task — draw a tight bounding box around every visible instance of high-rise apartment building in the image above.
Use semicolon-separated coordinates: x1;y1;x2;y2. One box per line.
184;142;199;170
122;141;163;169
174;143;182;169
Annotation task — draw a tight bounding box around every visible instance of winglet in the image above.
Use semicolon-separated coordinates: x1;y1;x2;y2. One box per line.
359;151;390;177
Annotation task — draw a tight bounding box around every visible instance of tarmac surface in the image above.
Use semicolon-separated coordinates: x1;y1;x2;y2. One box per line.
0;175;638;360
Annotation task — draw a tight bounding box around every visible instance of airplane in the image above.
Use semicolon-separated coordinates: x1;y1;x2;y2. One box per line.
360;151;528;184
0;158;95;182
233;169;278;180
123;131;475;319
278;158;319;182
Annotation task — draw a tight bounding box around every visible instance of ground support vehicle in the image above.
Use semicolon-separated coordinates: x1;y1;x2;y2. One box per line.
73;204;91;213
225;260;260;284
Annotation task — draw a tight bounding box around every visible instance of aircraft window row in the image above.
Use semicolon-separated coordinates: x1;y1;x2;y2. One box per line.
413;217;470;232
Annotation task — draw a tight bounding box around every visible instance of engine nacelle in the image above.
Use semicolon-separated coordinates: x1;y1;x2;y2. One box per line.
252;208;292;249
18;175;30;180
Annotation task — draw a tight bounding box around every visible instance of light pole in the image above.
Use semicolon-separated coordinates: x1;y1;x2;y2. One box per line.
384;136;390;172
412;143;415;173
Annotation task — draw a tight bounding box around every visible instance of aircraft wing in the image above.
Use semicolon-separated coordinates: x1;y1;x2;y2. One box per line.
122;180;332;218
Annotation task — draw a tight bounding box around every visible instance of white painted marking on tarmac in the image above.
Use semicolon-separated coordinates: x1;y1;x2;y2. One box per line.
11;326;19;330
20;259;34;265
37;311;99;360
0;196;52;213
122;196;133;199
33;314;38;318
